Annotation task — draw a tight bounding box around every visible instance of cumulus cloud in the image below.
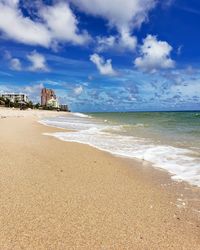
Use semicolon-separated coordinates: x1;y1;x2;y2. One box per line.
0;0;90;48
120;29;138;51
96;32;137;52
24;83;44;103
96;36;116;52
4;50;22;71
134;35;175;72
27;51;48;72
24;83;44;94
74;85;84;95
0;0;50;47
10;58;21;71
90;53;117;76
1;0;18;8
70;0;156;31
40;2;90;46
70;0;156;51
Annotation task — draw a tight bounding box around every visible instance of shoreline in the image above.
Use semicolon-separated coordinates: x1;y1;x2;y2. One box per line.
42;120;200;223
40;111;200;188
0;109;200;249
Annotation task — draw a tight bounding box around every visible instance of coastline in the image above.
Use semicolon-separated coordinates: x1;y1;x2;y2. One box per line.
0;109;200;249
41;111;200;187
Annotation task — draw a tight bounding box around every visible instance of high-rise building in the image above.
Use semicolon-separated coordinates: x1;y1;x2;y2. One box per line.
41;88;56;106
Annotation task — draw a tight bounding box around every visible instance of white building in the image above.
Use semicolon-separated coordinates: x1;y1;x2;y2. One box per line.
1;93;29;103
47;97;59;108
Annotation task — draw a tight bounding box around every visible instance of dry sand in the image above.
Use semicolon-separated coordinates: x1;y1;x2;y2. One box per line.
0;108;200;249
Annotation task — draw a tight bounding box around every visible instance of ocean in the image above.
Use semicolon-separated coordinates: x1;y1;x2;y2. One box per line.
41;111;200;187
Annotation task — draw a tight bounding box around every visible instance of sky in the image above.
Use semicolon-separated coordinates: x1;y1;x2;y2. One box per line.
0;0;200;112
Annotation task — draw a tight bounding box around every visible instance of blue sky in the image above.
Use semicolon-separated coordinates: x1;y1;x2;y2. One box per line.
0;0;200;111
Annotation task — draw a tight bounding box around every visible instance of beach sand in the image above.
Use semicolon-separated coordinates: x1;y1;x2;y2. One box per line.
0;108;200;249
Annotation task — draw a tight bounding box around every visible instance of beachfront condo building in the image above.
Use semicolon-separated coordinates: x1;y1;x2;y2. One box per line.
60;104;69;112
41;88;57;106
41;88;70;111
46;98;60;109
1;93;29;103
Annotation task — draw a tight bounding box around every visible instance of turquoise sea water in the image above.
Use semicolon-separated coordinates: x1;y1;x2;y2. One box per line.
41;111;200;187
89;112;200;149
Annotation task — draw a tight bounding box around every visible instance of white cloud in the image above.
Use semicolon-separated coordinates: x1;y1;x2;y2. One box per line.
4;50;49;72
24;83;44;94
24;83;44;103
74;86;83;95
0;82;43;102
134;35;175;72
4;50;12;60
4;50;22;71
0;1;90;48
177;45;183;55
70;0;156;31
27;51;48;72
0;0;51;47
96;32;137;52
10;58;21;71
1;0;19;8
170;79;200;98
40;2;90;46
70;0;156;50
90;53;117;76
120;28;137;51
96;36;116;52
0;84;12;93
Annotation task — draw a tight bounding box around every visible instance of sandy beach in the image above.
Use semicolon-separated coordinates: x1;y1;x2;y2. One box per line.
0;108;200;249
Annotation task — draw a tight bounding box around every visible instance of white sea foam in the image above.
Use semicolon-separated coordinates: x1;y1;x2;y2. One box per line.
41;113;200;187
72;112;91;118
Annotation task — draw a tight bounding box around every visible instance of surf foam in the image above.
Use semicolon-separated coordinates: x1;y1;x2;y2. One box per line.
41;113;200;187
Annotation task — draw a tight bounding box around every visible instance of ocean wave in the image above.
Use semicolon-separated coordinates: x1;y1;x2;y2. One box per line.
41;114;200;187
194;113;200;118
102;123;148;134
120;123;148;129
44;129;200;187
72;112;91;118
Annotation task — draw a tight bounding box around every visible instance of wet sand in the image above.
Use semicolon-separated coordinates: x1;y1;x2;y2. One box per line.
0;109;200;249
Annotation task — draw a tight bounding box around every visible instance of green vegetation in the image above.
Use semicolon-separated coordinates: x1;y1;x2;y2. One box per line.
0;96;5;105
0;96;41;110
34;103;40;109
41;106;59;111
0;96;69;112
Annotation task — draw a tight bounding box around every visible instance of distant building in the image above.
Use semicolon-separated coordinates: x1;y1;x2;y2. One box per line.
47;98;60;109
40;87;70;111
59;104;69;112
1;93;29;103
41;88;56;106
41;88;57;106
